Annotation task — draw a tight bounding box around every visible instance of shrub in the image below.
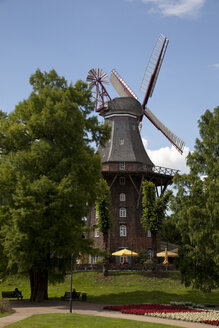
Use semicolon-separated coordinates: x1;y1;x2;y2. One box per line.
0;299;11;313
144;259;153;269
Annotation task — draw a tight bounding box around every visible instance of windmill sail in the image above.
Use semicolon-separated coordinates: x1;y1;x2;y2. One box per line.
110;69;138;99
144;108;185;154
86;68;111;111
141;34;169;108
140;34;185;154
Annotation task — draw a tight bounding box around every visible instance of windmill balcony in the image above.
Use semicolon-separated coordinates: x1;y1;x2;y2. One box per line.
102;162;153;173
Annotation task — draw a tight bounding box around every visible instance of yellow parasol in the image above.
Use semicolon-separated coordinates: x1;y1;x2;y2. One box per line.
156;249;178;257
163;248;169;265
112;249;138;256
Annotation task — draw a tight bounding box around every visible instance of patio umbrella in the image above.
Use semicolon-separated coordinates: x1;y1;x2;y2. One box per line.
112;249;138;256
156;250;178;257
163;248;169;264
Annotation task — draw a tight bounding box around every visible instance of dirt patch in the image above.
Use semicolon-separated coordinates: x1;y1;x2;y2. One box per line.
144;271;169;278
95;273;113;282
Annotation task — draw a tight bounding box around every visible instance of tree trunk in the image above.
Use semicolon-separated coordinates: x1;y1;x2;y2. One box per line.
103;233;108;276
30;267;48;302
102;258;108;277
151;231;158;272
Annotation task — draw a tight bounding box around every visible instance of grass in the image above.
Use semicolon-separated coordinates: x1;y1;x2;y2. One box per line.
4;313;186;328
0;271;218;305
0;311;13;318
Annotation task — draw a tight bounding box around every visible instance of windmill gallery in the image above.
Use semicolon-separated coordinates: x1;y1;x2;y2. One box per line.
86;35;184;265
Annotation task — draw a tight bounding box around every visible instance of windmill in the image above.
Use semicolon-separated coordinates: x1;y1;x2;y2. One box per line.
86;35;183;256
86;34;184;154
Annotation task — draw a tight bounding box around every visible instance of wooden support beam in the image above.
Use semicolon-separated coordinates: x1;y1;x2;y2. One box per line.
128;174;139;195
161;182;168;195
137;175;144;209
109;174;118;189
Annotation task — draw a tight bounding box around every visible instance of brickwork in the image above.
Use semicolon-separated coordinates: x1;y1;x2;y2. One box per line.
86;97;173;259
87;171;161;254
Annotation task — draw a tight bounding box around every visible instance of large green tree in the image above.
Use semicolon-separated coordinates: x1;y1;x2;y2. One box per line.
159;216;182;246
96;178;112;276
0;69;110;301
141;181;172;269
172;107;219;292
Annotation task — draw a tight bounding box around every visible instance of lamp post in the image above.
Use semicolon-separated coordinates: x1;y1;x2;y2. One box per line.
69;252;74;313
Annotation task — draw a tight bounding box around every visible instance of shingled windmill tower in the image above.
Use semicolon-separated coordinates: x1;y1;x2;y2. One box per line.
86;35;184;263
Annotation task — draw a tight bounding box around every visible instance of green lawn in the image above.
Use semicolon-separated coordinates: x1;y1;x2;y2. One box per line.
4;313;185;328
0;311;13;318
0;271;218;305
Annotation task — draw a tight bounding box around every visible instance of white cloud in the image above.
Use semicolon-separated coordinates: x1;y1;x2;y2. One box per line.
142;138;191;173
141;0;205;18
214;63;219;68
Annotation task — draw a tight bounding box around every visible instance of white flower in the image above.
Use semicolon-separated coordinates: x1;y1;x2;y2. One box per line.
145;310;219;322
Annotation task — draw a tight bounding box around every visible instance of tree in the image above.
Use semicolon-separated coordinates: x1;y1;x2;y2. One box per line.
159;216;182;246
96;178;112;276
141;181;172;269
0;69;110;301
171;107;219;292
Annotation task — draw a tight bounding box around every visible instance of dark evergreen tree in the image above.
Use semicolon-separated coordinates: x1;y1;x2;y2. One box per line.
159;216;182;246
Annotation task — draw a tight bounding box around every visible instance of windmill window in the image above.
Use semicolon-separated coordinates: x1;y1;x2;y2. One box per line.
120;193;126;202
120;162;125;170
120;225;127;237
94;228;99;238
146;230;151;238
119;138;124;145
119;177;126;185
119;207;126;217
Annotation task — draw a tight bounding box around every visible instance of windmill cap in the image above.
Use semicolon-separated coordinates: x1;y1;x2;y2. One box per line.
103;97;143;117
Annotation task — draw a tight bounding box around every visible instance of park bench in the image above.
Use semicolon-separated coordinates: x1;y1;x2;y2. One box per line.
61;291;87;301
2;291;23;300
61;291;80;301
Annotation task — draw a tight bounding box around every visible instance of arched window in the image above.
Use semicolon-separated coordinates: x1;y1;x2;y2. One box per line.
146;229;151;238
119;207;126;217
120;193;126;201
94;228;99;238
120;225;127;237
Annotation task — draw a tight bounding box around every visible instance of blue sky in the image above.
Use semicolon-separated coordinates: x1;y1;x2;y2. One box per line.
0;0;218;172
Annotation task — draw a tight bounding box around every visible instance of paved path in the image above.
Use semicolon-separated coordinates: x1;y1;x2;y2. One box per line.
0;300;213;328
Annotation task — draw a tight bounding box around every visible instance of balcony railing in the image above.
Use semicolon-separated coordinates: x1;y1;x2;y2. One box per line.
152;165;179;176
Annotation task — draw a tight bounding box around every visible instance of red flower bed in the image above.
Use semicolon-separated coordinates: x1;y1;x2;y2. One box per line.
104;304;190;311
121;309;147;315
201;321;219;326
104;304;204;315
104;304;218;326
